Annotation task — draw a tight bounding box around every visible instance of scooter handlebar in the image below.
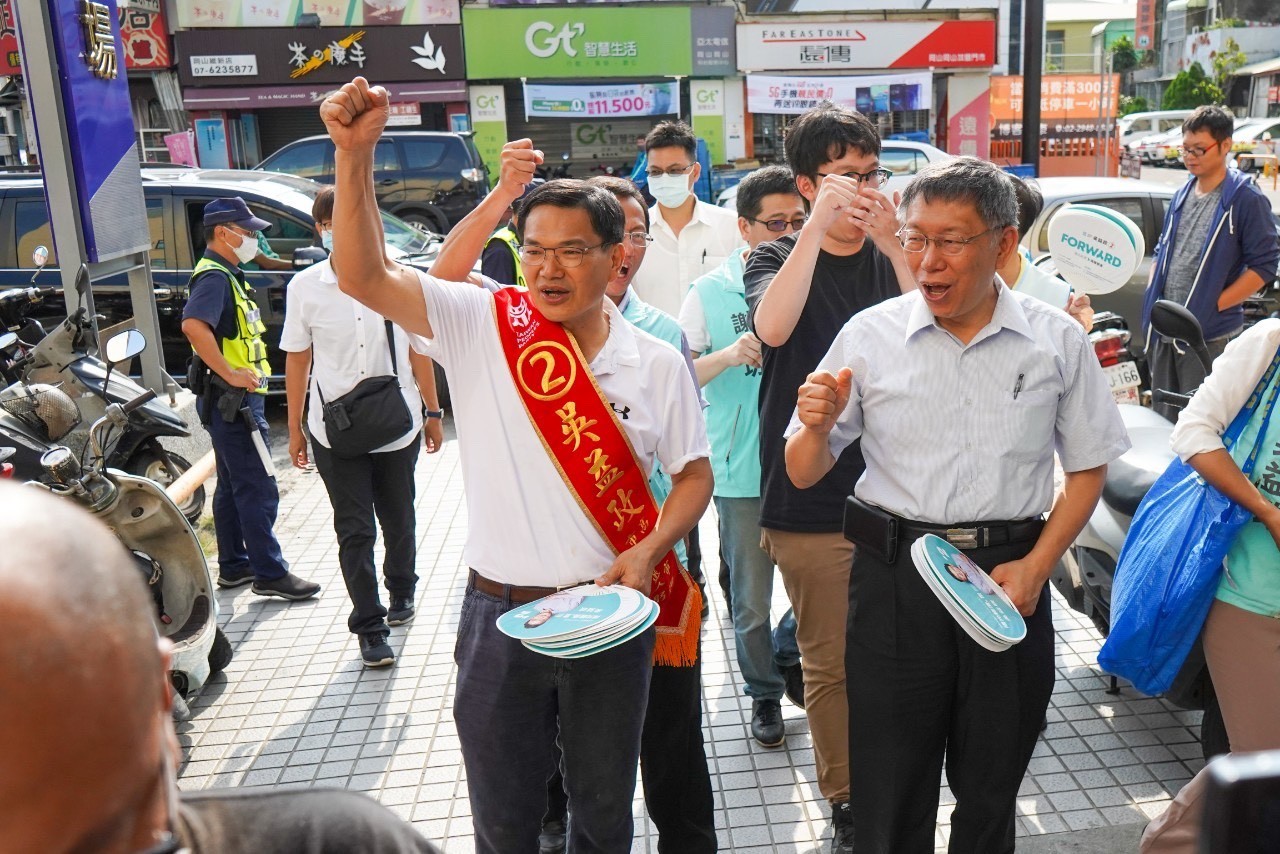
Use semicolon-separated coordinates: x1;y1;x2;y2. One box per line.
121;389;157;414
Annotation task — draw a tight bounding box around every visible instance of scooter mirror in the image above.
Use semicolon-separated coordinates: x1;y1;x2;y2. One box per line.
31;246;47;269
104;328;147;366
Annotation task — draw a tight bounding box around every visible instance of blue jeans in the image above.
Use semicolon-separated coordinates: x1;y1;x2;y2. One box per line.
715;496;784;701
205;393;287;580
773;608;799;668
453;582;653;854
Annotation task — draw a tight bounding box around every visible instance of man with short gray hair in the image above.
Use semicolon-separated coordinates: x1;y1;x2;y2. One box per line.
785;157;1130;853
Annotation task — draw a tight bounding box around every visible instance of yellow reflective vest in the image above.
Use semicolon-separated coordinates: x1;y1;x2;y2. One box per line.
190;255;270;394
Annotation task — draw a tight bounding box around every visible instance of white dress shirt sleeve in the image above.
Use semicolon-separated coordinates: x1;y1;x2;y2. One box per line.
677;289;711;354
406;270;493;366
782;320;866;460
1053;325;1133;472
655;350;712;476
1171;319;1280;461
277;268;314;352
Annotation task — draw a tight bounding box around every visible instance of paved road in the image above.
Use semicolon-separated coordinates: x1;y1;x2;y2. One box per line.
1138;163;1280;211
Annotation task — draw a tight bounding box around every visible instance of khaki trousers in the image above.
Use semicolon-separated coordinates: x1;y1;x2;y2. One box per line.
761;528;852;804
1140;600;1280;853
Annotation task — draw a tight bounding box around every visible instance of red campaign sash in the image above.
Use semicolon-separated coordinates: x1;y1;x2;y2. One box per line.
491;287;701;667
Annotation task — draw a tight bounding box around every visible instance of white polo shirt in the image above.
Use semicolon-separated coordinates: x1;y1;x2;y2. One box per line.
278;258;423;452
630;199;744;317
408;271;710;588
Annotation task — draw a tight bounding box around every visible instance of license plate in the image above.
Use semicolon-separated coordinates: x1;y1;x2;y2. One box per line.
1104;361;1142;405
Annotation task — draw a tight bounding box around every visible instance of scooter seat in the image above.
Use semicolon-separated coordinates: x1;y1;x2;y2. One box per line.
1102;405;1178;518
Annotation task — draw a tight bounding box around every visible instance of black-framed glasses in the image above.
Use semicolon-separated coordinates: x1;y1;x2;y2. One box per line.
626;231;654;247
646;163;696;178
221;224;259;238
1177;143;1224;158
518;243;611;267
897;226;1000;256
751;217;808;233
817;168;894;187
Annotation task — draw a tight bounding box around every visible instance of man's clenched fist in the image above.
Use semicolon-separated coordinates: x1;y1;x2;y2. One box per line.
796;367;853;434
320;77;389;152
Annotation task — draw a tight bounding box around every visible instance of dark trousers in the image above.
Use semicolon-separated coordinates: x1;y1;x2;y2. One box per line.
846;534;1055;854
311;435;420;635
205;393;287;580
543;650;718;853
1149;333;1232;421
454;583;653;854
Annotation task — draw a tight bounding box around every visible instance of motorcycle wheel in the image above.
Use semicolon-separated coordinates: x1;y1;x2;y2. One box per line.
129;449;205;523
208;627;233;676
1201;688;1230;761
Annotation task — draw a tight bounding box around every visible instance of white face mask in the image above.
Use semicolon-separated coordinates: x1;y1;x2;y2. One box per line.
648;173;692;209
320;230;334;252
226;227;259;265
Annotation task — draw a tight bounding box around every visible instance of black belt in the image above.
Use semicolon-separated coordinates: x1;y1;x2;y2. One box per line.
468;570;593;605
892;513;1044;551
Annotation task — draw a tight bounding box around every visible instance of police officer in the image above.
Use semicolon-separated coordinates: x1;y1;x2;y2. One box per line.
181;197;320;601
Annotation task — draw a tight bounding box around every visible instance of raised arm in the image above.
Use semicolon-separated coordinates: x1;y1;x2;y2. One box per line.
430;141;542;282
320;78;431;338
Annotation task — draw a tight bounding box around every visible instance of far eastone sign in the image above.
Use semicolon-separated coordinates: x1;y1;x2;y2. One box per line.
175;25;464;87
736;20;995;71
462;6;736;79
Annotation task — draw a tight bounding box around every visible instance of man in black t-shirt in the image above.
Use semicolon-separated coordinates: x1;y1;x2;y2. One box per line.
744;104;913;853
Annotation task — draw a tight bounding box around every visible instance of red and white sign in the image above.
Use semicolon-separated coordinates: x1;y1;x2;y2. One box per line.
120;4;171;70
0;0;20;77
947;74;990;160
387;102;423;127
736;20;994;71
1269;85;1279;104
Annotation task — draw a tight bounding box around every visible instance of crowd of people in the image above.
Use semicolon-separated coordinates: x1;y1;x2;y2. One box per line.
9;87;1278;854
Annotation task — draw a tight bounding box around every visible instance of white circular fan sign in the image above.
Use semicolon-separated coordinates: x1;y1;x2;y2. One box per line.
1046;204;1144;295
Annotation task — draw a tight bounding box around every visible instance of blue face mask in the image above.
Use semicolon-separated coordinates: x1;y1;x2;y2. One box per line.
320;230;333;252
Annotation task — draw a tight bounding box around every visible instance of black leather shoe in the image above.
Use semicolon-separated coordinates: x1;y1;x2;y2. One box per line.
831;801;854;853
750;698;785;748
251;572;321;601
359;631;395;668
538;819;567;854
217;567;254;588
387;596;415;626
782;662;806;709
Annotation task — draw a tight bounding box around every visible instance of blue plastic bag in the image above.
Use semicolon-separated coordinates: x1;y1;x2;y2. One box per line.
1099;351;1280;695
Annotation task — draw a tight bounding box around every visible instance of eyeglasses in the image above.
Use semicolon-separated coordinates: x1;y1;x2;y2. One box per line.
646;163;695;179
817;168;894;188
750;217;808;233
625;231;654;247
1178;143;1224;158
222;224;259;238
897;226;1000;256
518;243;611;267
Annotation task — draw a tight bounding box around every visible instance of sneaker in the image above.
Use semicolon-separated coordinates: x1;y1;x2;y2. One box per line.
782;662;806;710
359;631;395;667
251;572;321;601
750;698;785;748
387;595;415;626
831;801;854;853
537;819;567;854
216;567;254;588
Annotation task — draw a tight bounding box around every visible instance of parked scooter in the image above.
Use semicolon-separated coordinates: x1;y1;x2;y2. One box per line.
1;251;204;521
1053;299;1228;759
25;328;230;710
1090;310;1144;406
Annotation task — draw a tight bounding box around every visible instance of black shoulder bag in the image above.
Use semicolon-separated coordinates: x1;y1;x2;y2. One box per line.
315;320;413;458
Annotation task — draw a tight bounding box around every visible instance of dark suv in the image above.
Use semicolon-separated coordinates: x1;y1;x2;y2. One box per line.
0;168;437;393
257;131;488;233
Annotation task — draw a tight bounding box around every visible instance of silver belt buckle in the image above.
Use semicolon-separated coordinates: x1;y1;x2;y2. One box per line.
946;527;979;550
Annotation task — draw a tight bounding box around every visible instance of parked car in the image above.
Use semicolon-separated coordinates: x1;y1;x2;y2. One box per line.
1116;110;1193;148
715;140;951;209
1024;177;1280;343
257;131;489;233
1126;127;1183;166
0;169;439;394
1227;118;1280;171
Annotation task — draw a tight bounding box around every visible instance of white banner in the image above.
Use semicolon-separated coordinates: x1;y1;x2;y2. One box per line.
524;82;678;119
746;72;932;115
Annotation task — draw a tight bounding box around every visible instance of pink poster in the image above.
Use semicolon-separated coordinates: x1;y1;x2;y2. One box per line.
946;75;990;161
165;131;197;167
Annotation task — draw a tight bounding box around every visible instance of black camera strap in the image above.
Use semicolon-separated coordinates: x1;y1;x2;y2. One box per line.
314;319;399;406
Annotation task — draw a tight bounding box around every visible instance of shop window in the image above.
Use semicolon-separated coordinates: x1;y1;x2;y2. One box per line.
1046;30;1066;71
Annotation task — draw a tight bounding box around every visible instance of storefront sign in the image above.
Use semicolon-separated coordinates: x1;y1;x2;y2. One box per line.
742;0;1000;11
746;72;933;115
387;102;422;126
178;0;459;28
1270;85;1279;104
119;3;169;69
570;120;649;161
1134;0;1155;50
523;82;677;119
0;0;21;75
176;25;464;86
691;79;726;164
691;7;736;78
736;20;995;71
946;73;989;160
469;84;506;188
989;74;1119;141
182;79;464;109
464;7;699;79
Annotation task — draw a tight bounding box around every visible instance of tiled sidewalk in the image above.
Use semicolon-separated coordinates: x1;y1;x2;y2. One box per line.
176;426;1203;852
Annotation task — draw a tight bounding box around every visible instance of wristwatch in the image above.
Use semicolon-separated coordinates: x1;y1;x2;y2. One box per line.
425;409;444;419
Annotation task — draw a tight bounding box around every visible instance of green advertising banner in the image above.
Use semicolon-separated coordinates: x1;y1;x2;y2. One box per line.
691;80;725;165
463;8;693;79
469;85;508;188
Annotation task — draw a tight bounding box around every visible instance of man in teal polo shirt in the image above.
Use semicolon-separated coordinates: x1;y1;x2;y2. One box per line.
679;165;807;747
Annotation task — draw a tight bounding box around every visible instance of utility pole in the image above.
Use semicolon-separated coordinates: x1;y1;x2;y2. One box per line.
1021;0;1045;172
